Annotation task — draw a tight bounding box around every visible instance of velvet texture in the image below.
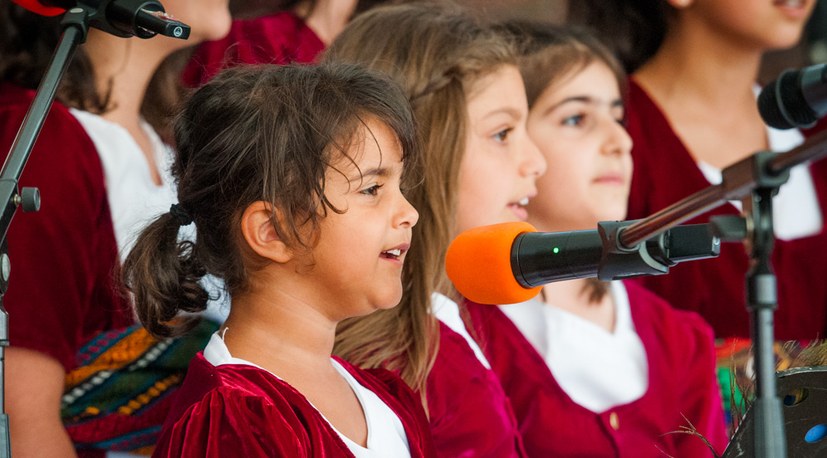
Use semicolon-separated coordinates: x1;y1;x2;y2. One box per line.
467;282;728;458
0;83;132;373
426;321;526;457
183;11;325;87
626;79;827;340
0;82;133;458
154;353;435;457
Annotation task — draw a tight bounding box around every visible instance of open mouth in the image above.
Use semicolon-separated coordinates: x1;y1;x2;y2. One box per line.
507;197;531;220
381;248;403;260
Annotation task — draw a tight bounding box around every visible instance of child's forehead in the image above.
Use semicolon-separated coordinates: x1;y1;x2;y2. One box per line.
329;119;404;171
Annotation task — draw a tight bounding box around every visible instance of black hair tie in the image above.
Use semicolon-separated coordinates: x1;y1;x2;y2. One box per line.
169;203;193;226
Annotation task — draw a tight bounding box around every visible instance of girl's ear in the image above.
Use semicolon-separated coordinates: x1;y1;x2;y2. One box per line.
240;201;292;263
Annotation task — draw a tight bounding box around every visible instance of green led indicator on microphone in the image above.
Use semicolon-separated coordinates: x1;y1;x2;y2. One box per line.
552;247;560;254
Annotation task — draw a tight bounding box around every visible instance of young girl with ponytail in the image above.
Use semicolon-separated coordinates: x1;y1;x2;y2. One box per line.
124;63;433;457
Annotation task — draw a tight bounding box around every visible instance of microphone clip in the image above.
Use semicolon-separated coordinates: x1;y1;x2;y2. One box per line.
599;220;668;280
599;220;721;281
65;0;191;40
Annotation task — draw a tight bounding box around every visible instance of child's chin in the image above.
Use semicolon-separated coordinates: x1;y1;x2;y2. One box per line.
361;293;405;315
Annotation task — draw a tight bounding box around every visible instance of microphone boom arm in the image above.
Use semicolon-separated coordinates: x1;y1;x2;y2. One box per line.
609;132;827;458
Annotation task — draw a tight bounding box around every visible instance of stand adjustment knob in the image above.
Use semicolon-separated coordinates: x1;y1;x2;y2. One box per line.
19;187;40;213
0;253;9;284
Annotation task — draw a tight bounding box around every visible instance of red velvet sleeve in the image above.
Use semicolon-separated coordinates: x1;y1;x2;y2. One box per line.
155;388;306;458
0;84;131;371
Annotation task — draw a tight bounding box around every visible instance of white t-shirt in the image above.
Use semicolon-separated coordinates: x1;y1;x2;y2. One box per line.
203;332;411;457
499;282;648;413
70;109;177;260
431;292;491;369
70;109;231;320
697;94;822;241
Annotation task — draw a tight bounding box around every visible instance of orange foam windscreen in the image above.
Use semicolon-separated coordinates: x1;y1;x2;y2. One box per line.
445;222;542;305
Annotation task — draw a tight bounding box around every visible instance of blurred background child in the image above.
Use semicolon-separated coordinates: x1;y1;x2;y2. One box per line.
0;2;231;455
569;0;827;341
183;0;391;87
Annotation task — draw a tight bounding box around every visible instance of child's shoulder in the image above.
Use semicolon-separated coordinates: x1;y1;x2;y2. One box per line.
157;353;319;456
171;352;325;425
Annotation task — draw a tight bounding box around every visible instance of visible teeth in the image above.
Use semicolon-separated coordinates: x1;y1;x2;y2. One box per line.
385;249;401;257
518;197;529;206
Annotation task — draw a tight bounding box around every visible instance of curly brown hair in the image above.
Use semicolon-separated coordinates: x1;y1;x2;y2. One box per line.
123;62;418;338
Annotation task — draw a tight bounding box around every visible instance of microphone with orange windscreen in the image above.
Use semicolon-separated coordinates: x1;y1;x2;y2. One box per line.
445;222;543;305
445;221;721;305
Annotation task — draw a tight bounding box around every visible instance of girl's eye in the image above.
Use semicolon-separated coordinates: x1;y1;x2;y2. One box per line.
561;114;585;127
493;128;513;143
361;184;383;196
611;102;626;125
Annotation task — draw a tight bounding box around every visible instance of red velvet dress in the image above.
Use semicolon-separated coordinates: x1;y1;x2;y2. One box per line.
183;11;325;87
155;353;436;457
426;321;526;457
467;282;728;458
0;83;133;457
626;79;827;339
0;83;132;372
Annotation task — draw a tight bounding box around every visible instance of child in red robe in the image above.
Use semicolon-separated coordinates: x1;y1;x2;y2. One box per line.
465;22;728;457
569;0;827;341
123;63;434;457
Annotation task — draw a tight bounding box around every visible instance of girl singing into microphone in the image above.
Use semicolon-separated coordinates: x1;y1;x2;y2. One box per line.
124;63;433;457
466;22;728;457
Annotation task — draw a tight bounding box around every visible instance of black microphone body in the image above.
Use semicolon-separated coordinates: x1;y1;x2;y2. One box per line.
13;0;190;39
758;63;827;130
511;222;721;288
512;230;602;285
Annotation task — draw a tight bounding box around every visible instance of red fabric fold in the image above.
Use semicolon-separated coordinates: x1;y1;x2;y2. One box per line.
154;353;435;457
466;282;728;457
425;322;526;457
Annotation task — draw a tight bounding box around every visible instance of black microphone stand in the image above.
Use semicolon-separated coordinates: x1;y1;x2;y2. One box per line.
611;129;827;458
0;2;190;456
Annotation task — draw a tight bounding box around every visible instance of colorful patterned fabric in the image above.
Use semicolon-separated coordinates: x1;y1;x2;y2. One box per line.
62;319;219;454
715;338;812;432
